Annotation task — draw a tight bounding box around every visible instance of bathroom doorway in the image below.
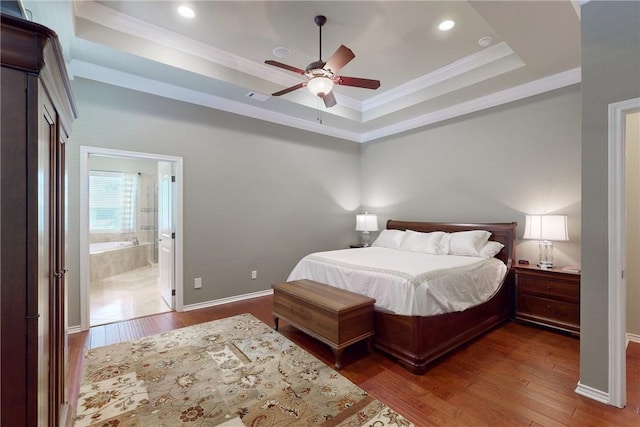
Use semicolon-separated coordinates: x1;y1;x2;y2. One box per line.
79;146;183;330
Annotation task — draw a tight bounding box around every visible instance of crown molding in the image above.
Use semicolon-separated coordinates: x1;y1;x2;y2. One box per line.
361;67;581;142
73;0;364;106
71;0;524;122
362;42;518;112
73;0;300;89
71;59;580;144
70;60;363;142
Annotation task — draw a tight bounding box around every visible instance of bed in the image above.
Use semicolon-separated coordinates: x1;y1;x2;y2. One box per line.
287;219;517;374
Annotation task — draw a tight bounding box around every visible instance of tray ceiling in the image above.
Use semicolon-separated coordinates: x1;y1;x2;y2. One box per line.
22;1;581;142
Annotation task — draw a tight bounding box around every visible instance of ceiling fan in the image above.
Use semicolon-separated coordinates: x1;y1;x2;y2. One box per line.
265;15;381;108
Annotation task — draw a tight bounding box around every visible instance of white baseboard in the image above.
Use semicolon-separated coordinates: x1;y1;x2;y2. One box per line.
67;289;274;331
181;289;274;312
626;333;640;346
67;325;83;334
575;381;610;405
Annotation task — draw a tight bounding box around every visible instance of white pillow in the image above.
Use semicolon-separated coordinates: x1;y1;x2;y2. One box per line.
371;230;406;249
478;241;504;258
398;230;448;254
448;230;492;256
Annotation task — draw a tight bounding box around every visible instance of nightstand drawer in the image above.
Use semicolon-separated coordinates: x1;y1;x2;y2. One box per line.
518;294;579;327
517;276;579;302
514;265;581;335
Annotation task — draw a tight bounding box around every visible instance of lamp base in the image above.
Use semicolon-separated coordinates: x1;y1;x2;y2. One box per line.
538;240;554;269
361;231;371;247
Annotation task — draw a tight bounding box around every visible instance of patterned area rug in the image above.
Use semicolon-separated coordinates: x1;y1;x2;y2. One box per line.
75;313;413;426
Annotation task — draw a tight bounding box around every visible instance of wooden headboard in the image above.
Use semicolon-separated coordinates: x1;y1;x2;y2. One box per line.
386;220;517;269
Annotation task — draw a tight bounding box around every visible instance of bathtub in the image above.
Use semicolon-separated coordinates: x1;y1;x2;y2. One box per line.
90;240;136;254
90;241;153;282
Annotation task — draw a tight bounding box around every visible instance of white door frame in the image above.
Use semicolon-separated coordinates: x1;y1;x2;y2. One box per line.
608;97;640;408
79;146;184;331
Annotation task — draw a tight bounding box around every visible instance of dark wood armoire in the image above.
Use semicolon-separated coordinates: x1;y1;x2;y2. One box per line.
1;13;77;426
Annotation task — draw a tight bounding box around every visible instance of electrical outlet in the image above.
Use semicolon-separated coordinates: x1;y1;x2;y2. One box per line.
194;277;202;289
251;270;257;280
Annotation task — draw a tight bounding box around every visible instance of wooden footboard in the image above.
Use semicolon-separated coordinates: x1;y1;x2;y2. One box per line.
375;220;517;374
373;271;514;374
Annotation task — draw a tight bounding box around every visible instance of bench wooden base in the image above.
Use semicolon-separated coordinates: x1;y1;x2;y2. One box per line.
272;279;375;369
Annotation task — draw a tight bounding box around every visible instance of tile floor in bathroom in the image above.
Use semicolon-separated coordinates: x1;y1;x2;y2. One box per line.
90;264;172;326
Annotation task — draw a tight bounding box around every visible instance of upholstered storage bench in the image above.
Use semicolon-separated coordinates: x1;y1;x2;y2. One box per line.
272;279;375;369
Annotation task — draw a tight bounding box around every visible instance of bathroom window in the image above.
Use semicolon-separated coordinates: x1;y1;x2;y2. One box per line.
89;171;137;233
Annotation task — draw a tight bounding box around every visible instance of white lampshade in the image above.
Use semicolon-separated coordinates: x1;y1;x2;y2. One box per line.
307;76;334;97
355;212;378;232
523;214;569;241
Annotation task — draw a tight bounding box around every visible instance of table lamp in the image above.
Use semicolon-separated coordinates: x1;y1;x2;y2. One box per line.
355;212;378;247
523;214;569;269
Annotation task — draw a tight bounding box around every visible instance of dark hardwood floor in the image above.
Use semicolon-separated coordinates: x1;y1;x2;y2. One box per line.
68;295;640;426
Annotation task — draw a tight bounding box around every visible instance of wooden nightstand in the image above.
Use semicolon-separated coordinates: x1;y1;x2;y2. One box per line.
514;265;580;335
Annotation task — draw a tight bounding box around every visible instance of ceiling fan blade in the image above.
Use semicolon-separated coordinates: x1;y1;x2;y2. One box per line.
272;82;306;97
265;60;305;75
336;76;381;90
322;91;337;108
324;45;355;74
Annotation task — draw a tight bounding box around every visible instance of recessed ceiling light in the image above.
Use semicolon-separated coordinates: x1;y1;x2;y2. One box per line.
272;47;290;58
438;20;455;31
177;5;195;19
478;36;493;47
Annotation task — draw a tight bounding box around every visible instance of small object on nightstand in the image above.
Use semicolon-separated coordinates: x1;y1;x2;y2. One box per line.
562;266;581;273
518;259;529;265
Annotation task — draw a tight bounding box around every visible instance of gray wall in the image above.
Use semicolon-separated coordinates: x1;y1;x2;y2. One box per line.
67;78;362;327
68;79;583;329
361;86;582;268
580;1;640;393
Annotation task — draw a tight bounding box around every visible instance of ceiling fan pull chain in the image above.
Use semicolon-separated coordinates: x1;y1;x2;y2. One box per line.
317;100;323;124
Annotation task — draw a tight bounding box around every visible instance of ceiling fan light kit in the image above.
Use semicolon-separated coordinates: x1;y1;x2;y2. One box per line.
307;76;334;97
265;15;380;108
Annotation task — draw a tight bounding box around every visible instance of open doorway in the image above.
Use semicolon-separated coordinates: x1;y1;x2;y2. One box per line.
608;98;640;408
79;146;183;330
624;110;640;410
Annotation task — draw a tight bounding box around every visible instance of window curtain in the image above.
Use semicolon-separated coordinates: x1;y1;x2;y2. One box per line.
121;173;138;234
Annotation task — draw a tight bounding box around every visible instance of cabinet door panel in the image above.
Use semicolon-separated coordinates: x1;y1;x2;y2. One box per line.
37;88;55;427
0;63;29;427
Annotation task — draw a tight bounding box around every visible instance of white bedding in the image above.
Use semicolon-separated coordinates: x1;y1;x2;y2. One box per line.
286;247;507;316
